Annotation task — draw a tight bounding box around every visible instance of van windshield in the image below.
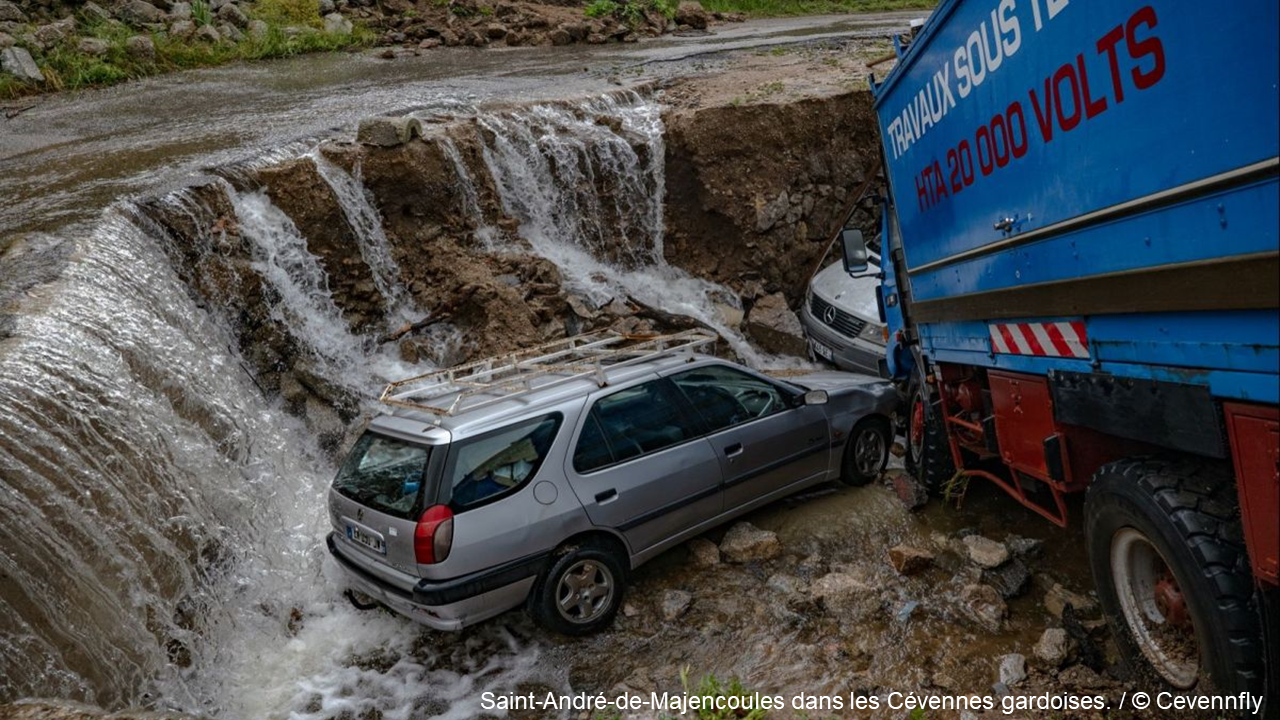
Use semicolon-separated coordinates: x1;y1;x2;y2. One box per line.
333;432;431;520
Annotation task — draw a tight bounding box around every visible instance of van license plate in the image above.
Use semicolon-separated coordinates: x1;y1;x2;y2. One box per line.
346;524;386;555
811;341;834;362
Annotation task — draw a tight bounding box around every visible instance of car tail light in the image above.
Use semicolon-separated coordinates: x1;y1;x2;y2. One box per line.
414;505;453;564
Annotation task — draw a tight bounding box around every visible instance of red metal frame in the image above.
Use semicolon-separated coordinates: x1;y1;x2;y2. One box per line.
1224;402;1280;587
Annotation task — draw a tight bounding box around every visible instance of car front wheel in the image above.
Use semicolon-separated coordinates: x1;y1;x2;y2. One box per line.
841;416;890;486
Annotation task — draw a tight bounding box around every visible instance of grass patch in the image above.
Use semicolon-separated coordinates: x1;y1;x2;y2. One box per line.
681;669;771;720
1;13;373;99
254;0;324;28
699;0;934;17
584;0;678;27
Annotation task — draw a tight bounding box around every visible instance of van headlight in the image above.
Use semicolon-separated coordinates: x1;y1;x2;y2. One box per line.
860;322;887;346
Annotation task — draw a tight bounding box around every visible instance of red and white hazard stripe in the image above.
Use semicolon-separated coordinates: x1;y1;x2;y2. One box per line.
989;321;1089;359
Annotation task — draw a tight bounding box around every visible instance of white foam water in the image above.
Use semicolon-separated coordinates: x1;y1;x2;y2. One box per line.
309;152;415;324
475;91;791;366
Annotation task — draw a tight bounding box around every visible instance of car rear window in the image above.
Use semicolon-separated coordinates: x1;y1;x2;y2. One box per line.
447;413;562;509
332;432;431;520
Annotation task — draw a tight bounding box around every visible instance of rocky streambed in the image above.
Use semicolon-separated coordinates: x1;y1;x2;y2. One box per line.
1;40;1138;720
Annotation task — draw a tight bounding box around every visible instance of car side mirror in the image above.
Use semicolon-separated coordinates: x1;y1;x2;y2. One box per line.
802;389;829;406
841;228;870;274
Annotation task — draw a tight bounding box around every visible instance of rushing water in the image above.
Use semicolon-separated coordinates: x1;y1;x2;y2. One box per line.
0;91;794;716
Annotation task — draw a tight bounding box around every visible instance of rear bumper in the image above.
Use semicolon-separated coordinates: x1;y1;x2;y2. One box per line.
326;533;545;630
800;303;887;377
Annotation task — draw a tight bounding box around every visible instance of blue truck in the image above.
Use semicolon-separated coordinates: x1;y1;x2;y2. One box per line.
844;0;1279;708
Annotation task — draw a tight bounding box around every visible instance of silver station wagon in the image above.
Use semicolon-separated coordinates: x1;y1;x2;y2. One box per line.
326;330;898;635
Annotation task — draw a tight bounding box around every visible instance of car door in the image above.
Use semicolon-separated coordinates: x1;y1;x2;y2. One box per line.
667;364;830;511
564;377;723;554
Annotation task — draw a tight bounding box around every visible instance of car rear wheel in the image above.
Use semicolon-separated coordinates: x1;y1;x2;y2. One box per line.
841;416;890;486
1085;457;1265;697
528;540;626;636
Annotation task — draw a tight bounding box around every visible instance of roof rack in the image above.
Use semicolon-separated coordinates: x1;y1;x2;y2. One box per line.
379;328;719;417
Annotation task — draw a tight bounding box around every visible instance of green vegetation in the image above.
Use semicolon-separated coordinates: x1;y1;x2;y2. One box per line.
699;0;933;17
681;669;771;720
584;0;678;27
1;10;373;99
253;0;324;27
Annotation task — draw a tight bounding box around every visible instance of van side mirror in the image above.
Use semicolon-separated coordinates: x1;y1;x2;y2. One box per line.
802;389;829;406
840;228;870;274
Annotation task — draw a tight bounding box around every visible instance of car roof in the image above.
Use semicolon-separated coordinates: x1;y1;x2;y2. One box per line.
369;352;725;443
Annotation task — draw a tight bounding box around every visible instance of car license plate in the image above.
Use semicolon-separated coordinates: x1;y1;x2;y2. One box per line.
812;340;834;362
346;524;386;555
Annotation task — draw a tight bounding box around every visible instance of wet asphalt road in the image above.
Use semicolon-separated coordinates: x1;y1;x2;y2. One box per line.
0;12;919;241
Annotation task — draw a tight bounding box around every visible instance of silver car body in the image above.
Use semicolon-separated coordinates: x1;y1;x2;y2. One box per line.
327;353;897;630
801;257;888;377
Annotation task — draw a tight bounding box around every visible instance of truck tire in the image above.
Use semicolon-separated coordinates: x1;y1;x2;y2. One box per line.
528;540;626;636
904;370;954;493
841;416;891;486
1084;457;1265;699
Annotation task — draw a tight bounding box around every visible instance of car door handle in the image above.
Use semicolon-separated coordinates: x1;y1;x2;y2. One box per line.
724;442;744;458
595;489;618;504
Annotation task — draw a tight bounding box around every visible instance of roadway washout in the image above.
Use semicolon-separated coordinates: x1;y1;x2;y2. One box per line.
0;40;1124;720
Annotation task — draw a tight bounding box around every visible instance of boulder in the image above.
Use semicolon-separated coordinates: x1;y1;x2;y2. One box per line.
219;21;242;42
811;571;879;619
77;37;110;55
745;292;806;357
891;473;929;510
548;27;570;45
998;653;1026;687
169;1;192;19
1033;627;1069;667
765;573;806;595
169;19;194;38
674;0;708;30
33;18;76;45
323;12;351;34
217;3;248;28
247;18;268;38
0;0;25;23
1;46;41;83
193;24;220;42
755;190;788;231
962;535;1010;568
485;22;507;39
118;0;166;24
887;544;934;576
1006;535;1043;559
1043;583;1097;618
357;116;423;147
959;583;1007;632
718;522;781;563
660;589;692;620
318;0;335;12
982;557;1030;598
687;537;720;567
0;31;15;49
125;34;155;59
82;1;114;23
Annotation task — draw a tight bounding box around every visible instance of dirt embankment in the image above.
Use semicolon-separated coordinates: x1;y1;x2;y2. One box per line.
142;47;888;449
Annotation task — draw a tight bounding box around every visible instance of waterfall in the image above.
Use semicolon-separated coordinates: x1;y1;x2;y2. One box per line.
309;152;413;322
438;135;500;250
0;208;332;709
476;91;760;363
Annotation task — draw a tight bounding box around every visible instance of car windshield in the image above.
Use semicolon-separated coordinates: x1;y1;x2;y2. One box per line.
333;432;431;519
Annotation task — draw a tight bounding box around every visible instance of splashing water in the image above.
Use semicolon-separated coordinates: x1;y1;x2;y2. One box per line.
309;152;414;323
438;135;500;250
476;91;773;364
